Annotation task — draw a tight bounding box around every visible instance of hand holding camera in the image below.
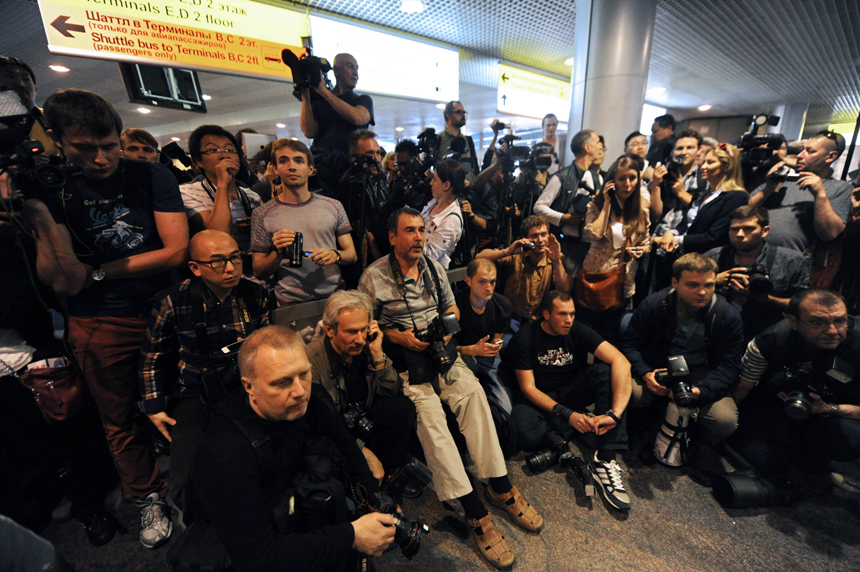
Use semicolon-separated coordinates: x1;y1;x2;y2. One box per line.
644;369;671;396
505;237;536;255
351;512;397;557
797;171;826;197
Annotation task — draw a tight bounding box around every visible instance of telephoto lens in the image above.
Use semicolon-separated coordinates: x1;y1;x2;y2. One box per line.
526;449;559;473
391;514;430;560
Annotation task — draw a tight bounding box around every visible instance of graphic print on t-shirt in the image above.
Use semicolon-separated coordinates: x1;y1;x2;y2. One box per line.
538;347;574;367
83;192;147;255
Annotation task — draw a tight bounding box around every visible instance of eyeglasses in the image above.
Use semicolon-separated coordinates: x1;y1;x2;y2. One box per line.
192;253;243;270
452;110;468;116
200;148;239;157
798;316;849;330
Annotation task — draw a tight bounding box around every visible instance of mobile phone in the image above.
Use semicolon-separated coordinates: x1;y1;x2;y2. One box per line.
368;331;379;342
492;339;504;345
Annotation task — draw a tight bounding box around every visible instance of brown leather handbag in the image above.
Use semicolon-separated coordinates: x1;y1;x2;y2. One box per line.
575;237;630;313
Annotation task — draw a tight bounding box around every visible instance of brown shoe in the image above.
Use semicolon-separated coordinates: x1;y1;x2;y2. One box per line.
466;514;515;569
486;485;544;532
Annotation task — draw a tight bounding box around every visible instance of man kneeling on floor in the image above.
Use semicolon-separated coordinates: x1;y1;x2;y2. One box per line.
359;207;542;569
187;326;395;572
508;290;633;511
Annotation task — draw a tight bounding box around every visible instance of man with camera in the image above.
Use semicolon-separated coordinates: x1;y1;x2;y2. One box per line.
14;89;189;548
620;254;744;473
646;113;676;166
477;214;571;326
705;205;810;341
139;230;271;518
730;289;860;493
649;128;707;229
533;129;602;276
189;325;397;572
305;290;418;491
251;138;357;304
120;128;159;162
749;131;853;256
0;55;59;158
508;290;633;510
359;207;542;570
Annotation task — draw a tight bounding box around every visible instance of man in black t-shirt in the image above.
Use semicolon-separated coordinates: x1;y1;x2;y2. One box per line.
508;290;633;510
456;259;513;412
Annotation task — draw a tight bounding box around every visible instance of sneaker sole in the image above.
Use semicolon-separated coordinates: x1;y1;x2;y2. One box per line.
139;520;173;549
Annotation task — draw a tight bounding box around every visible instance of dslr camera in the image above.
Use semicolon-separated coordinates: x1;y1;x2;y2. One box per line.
282;36;332;100
655;355;696;408
777;357;855;421
342;402;374;440
736;265;773;296
414;313;461;374
525;432;577;473
368;461;433;559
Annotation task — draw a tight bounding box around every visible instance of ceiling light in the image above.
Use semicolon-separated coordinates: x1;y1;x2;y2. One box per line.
291;137;298;141
202;94;212;101
276;123;286;128
698;104;712;112
395;127;404;132
399;0;424;13
171;137;180;141
49;65;70;73
436;103;446;109
564;57;574;66
137;107;151;114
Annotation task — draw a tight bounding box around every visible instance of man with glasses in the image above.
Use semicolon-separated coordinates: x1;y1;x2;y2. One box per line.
731;289;860;494
181;125;262;262
438;100;480;186
251;138;357;304
139;229;272;519
750;130;853;256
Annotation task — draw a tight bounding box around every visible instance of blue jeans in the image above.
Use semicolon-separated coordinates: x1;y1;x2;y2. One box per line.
461;354;513;414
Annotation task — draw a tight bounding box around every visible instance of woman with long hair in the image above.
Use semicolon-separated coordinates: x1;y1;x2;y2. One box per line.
652;143;749;255
577;154;651;340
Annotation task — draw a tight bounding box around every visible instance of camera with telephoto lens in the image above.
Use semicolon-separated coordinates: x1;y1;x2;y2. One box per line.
526;432;577;473
655;355;696;408
369;461;433;559
777;357;854;421
282;36;333;100
736;265;773;296
0;140;77;203
342;402;374;440
414;312;461;374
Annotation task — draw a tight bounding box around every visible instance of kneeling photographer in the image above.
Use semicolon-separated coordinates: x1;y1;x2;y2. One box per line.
729;289;860;498
359;208;542;570
619;254;744;479
139;230;272;518
306;290;419;495
184;326;397;572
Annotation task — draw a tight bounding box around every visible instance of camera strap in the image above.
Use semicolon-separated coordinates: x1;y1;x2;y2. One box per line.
387;252;445;332
201;177;253;217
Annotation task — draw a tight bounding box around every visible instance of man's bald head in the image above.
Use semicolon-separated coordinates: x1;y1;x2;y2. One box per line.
188;229;238;261
332;53;358;91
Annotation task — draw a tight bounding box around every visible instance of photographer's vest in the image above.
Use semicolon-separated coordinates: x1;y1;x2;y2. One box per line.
548;162;586;235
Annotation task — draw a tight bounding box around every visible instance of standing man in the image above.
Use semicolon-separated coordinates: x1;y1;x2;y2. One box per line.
139;230;271;518
359;208;542;570
533;129;602;276
251;138;357;304
438;100;480;186
541;113;563;172
19;89;189;548
646;113;675;166
750;130;852;255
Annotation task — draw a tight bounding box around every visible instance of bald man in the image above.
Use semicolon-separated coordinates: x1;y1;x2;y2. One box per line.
298;52;375;157
139;229;273;516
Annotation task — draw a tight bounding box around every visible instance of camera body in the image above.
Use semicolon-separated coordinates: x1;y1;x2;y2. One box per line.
0;140;76;203
777;358;855;421
655;355;696;408
281;37;333;100
521;241;537;252
342;402;374;440
525;433;577;473
414;312;461;374
736;265;774;295
368;461;432;559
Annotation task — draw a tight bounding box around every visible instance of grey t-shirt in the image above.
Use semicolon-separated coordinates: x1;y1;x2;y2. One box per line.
250;194;352;304
668;315;708;382
751;176;853;253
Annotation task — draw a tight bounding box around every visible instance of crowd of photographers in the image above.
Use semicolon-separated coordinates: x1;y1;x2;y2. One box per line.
2;48;860;572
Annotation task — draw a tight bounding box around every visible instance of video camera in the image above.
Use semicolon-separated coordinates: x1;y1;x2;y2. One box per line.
775;356;855;421
414;312;461;374
282;36;333;101
0;140;74;203
737;132;786;168
655;355;696;408
368;461;432;559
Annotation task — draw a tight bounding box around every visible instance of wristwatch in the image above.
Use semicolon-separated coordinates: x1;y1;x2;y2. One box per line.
370;357;386;367
334;250;342;264
91;264;106;282
604;410;621;424
830;403;839;416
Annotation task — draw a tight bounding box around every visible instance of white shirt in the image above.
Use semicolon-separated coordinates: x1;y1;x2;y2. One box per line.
421;198;463;269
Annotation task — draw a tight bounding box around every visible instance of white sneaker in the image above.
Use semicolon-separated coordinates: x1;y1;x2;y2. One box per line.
831;472;860;494
135;492;173;548
588;452;631;511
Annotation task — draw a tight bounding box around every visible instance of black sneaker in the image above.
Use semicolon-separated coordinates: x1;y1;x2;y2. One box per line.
77;507;119;547
588;452;631;511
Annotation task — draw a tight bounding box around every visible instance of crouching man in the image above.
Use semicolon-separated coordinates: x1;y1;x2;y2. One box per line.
188;326;395;572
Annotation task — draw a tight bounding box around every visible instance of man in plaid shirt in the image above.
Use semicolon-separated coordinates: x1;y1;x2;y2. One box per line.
139;229;272;516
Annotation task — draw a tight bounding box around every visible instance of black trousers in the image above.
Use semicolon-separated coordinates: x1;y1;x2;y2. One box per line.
511;363;628;453
366;393;417;474
730;400;860;478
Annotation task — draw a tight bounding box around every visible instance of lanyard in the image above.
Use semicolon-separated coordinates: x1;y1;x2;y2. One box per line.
387;253;444;332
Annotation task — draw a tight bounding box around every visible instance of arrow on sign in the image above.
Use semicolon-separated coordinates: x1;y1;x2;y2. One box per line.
501;73;510;83
501;94;507;106
51;16;86;38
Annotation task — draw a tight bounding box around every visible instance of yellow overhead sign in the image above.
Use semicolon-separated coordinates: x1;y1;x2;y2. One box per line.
37;0;308;80
496;63;570;120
